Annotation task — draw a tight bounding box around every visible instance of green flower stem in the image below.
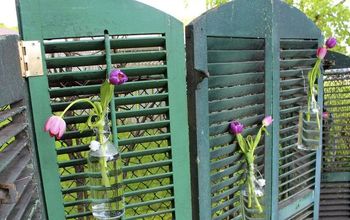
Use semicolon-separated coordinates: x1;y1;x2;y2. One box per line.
58;98;111;188
237;126;266;214
59;98;99;118
56;79;116;189
307;59;321;125
247;177;252;207
98;123;111;188
307;95;311;121
247;162;263;213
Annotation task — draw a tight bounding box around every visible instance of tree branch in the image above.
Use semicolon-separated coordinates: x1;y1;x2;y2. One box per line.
335;0;346;7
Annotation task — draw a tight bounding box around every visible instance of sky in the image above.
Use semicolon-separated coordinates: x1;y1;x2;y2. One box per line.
0;0;206;27
0;0;17;27
2;0;350;27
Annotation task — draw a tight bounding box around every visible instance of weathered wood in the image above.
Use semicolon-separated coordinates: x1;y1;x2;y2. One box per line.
0;34;44;219
0;167;35;219
0;148;31;184
187;1;323;219
0;121;28;147
29;200;43;220
0;183;17;204
0;105;25;123
0;138;29;173
279;189;314;218
0;35;24;108
4;183;35;220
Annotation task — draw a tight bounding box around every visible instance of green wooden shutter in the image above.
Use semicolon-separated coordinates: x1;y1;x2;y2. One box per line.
278;39;319;220
278;3;323;219
17;0;192;219
187;1;323;219
0;35;44;219
208;37;266;219
186;1;270;219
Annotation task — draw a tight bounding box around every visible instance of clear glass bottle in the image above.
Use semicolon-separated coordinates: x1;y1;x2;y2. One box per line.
88;130;125;219
241;167;265;219
297;104;321;151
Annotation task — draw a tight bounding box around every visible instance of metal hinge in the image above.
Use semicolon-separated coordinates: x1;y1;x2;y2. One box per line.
18;41;44;77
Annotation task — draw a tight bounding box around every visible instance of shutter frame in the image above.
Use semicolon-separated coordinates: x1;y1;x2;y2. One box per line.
18;0;192;219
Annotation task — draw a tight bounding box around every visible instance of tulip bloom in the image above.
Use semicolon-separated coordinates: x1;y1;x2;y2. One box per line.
326;37;337;49
322;112;330;120
262;116;273;127
316;47;327;59
109;69;128;85
229;121;244;135
44;116;66;139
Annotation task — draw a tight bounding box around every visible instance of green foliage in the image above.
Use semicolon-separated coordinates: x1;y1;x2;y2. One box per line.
285;0;350;54
206;0;230;9
0;23;18;31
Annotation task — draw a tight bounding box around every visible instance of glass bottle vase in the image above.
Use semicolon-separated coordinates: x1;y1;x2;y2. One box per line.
88;131;125;219
297;104;321;151
241;177;265;219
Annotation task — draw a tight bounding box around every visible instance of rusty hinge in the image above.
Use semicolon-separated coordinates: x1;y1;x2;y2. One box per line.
18;41;44;77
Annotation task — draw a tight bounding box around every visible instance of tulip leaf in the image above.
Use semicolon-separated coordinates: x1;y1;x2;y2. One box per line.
237;134;248;154
94;102;103;115
100;81;114;113
253;128;263;149
262;127;269;136
246;135;254;151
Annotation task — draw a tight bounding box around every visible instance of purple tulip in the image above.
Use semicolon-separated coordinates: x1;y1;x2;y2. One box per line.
229;120;244;135
109;69;128;85
316;47;327;59
326;37;337;49
44;116;66;139
262;116;273;127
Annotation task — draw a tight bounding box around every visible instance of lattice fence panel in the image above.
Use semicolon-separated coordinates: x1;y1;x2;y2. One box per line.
323;68;350;173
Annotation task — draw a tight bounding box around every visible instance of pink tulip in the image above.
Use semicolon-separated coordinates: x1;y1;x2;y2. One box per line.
322;112;330;120
109;69;128;85
316;47;327;59
44;116;66;139
262;116;273;127
229;121;244;135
